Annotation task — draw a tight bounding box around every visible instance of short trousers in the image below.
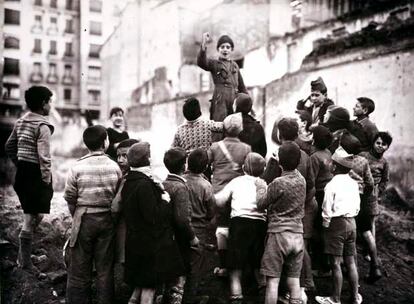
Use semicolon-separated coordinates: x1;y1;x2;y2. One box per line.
227;217;266;270
356;208;375;232
261;231;304;278
14;161;53;214
324;217;356;256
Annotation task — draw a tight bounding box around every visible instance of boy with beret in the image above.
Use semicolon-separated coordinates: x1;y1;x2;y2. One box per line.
163;147;199;304
172;97;223;152
122;142;184;304
64;125;122;304
197;32;248;122
235;93;267;158
208;113;251;277
215;152;267;304
5;85;54;271
315;147;362;304
258;142;306;304
297;77;334;129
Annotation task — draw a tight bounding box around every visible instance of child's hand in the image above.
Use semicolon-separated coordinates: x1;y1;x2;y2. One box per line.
201;32;211;49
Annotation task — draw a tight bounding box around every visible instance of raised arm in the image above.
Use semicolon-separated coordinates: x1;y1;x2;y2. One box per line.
197;32;214;71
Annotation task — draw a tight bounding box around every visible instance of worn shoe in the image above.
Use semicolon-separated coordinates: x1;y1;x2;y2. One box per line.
355;293;363;304
278;293;290;304
315;296;341;304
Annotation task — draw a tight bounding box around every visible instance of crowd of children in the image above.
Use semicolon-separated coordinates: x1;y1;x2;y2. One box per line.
5;32;394;304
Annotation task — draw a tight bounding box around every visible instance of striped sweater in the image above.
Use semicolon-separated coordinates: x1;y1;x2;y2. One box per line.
64;151;122;213
5;112;54;183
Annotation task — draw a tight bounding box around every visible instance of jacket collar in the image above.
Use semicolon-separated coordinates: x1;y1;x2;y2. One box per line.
166;173;186;183
21;112;54;134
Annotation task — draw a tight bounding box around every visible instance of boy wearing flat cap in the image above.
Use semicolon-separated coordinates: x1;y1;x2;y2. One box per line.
315;147;362;304
297;77;334;129
197;32;248;122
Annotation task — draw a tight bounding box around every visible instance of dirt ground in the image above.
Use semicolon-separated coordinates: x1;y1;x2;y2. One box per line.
1;183;413;304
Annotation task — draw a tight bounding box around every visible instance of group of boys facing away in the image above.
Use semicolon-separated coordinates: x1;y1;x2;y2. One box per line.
4;32;392;304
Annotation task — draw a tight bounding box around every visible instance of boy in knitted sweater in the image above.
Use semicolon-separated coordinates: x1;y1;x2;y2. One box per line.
5;86;54;271
258;142;306;304
64;125;122;304
215;152;267;304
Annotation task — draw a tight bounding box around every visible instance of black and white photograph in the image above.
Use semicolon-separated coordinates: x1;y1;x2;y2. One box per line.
0;0;413;303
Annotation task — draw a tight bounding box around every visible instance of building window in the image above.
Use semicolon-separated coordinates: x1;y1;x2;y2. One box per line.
89;44;100;58
30;62;43;83
4;58;20;76
47;63;58;83
5;9;21;25
4;36;20;49
64;88;72;101
88;66;101;82
66;0;73;10
90;0;102;13
33;39;42;53
34;0;42;5
2;83;20;100
62;64;74;84
32;15;43;33
89;21;102;36
64;42;73;57
65;19;74;33
48;16;58;34
49;40;57;55
88;90;101;105
50;0;57;8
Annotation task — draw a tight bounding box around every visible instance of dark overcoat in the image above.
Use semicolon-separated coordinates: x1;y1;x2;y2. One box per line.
122;171;184;287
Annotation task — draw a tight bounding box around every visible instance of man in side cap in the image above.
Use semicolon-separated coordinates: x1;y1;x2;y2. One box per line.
297;76;334;129
235;93;267;158
315;146;362;304
197;32;248;122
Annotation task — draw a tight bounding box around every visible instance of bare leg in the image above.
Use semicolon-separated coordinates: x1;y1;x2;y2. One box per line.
330;255;343;303
362;231;379;267
22;214;35;232
140;288;156;304
344;255;359;303
230;269;242;297
265;277;280;304
128;287;141;304
286;277;301;301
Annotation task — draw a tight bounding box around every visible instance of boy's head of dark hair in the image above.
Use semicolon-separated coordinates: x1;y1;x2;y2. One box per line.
164;147;187;174
183;97;202;121
235;93;252;114
243;152;266;177
217;35;234;50
127;142;151;167
312;125;333;150
340;132;361;155
357;97;375;115
296;110;312;131
83;125;107;151
109;107;124;118
188;148;209;174
277;117;299;141
310;77;327;94
24;86;53;111
373;131;393;147
117;138;140;151
278;142;301;171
